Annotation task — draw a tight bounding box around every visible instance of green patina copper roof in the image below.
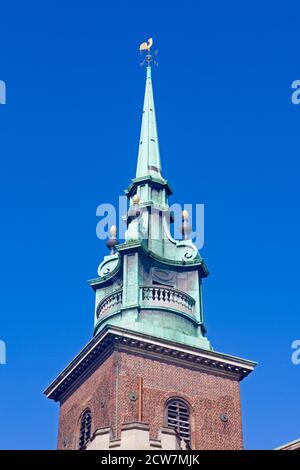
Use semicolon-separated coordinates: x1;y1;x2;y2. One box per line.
136;66;164;181
91;58;212;351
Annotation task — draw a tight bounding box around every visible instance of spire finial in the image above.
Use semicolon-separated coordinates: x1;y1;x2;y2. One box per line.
139;37;158;69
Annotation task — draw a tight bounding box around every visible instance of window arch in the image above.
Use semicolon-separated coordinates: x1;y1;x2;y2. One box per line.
79;409;92;450
166;398;191;445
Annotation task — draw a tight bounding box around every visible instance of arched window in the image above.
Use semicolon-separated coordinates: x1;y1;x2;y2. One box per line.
79;409;92;450
166;399;191;445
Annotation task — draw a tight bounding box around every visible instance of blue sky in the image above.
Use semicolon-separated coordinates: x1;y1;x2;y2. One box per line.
0;0;299;450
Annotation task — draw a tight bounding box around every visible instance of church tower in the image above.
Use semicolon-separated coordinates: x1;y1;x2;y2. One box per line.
45;43;256;450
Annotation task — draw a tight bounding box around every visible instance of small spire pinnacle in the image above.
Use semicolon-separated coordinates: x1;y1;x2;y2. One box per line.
106;225;118;255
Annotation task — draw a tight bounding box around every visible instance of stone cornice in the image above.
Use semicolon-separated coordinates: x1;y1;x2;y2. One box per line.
125;176;173;197
275;438;300;450
44;326;257;402
116;240;208;275
88;237;209;292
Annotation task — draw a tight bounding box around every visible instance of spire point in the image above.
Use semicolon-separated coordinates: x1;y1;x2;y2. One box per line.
136;38;162;182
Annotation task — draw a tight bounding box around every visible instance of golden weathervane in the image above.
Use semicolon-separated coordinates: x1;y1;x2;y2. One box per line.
139;37;153;52
139;38;158;67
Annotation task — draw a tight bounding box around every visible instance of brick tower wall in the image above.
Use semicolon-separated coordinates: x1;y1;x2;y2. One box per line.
57;349;243;450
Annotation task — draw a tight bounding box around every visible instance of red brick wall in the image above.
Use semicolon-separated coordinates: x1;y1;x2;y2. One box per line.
57;349;243;450
57;353;117;450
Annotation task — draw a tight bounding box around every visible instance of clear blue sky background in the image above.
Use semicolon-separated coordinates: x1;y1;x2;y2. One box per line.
0;0;299;450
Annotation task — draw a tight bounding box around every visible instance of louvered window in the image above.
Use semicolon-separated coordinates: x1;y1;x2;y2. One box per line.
167;399;190;445
79;410;92;450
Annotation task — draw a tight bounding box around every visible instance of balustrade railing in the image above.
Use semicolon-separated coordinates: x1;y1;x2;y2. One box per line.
96;289;123;319
97;286;195;320
141;286;195;315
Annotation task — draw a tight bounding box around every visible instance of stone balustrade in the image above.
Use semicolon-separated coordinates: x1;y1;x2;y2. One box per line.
96;289;123;319
140;286;195;316
96;286;195;320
